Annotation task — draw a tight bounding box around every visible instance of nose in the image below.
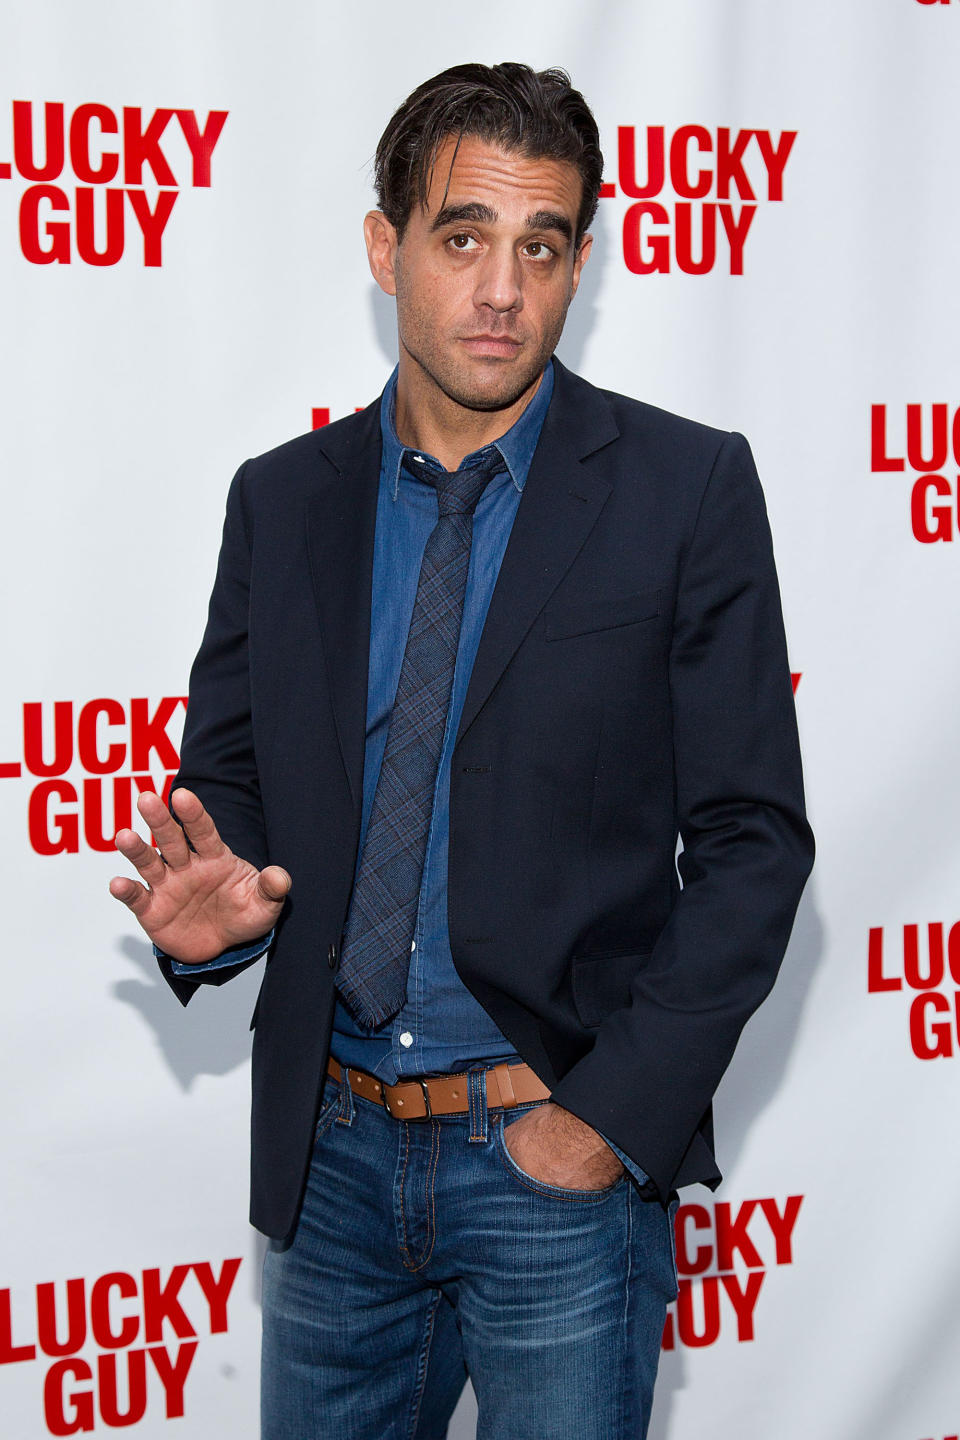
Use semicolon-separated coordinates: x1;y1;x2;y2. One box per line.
472;243;523;315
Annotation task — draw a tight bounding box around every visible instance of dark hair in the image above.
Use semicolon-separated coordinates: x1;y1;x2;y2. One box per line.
374;62;604;246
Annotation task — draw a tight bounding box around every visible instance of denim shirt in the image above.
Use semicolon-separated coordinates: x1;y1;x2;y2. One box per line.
330;362;554;1081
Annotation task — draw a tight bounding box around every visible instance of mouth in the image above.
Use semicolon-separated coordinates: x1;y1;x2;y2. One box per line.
459;334;522;359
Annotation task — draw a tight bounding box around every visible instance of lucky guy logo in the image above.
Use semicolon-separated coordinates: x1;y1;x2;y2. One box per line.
0;697;186;854
599;124;796;275
869;922;960;1059
0;102;227;266
871;404;960;542
662;1195;803;1349
0;1259;241;1433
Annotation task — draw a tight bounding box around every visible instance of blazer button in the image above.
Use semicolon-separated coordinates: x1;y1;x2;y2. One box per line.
327;943;338;970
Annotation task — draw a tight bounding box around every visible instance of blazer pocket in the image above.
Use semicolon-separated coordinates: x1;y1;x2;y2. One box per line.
545;588;661;641
572;950;651;1028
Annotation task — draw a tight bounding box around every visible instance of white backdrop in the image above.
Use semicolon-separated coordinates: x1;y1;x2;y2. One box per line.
2;3;959;1437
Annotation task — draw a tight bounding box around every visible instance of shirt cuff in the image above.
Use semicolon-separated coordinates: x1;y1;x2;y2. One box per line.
599;1133;650;1190
158;931;275;977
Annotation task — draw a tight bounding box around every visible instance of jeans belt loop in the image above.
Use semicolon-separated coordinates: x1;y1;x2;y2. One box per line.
467;1064;488;1144
336;1067;356;1126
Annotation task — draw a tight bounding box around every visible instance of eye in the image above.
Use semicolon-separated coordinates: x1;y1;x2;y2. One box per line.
447;232;479;251
523;241;555;260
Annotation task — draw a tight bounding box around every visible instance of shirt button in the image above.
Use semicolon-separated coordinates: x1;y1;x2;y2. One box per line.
399;1032;413;1048
411;939;417;952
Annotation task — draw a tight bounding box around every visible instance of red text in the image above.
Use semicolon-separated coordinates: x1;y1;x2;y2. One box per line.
661;1195;802;1349
1;1259;240;1433
871;403;960;542
1;103;227;267
603;126;796;276
868;923;960;1059
0;697;186;854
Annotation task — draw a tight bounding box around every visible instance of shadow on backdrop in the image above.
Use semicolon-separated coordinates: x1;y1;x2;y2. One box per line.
711;879;826;1176
112;936;261;1092
648;880;826;1440
113;938;268;1304
555;206;607;378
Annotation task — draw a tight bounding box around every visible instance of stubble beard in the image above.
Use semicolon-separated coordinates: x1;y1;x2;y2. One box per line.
396;287;571;416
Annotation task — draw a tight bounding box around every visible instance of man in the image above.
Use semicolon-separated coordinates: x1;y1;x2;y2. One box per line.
110;62;813;1438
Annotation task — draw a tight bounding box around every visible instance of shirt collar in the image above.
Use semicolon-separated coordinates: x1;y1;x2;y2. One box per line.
380;359;555;502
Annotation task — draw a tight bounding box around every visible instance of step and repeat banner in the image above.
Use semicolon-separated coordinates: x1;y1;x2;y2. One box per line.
2;2;958;1437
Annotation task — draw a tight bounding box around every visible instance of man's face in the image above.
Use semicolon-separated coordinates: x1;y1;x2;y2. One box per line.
368;134;591;414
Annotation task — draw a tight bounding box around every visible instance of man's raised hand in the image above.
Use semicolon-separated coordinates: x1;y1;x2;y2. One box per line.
109;788;291;963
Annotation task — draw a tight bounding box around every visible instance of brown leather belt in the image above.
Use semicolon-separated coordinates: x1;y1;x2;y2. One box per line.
326;1056;551;1121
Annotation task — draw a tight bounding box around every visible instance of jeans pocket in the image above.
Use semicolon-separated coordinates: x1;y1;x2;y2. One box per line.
495;1114;625;1203
314;1082;341;1143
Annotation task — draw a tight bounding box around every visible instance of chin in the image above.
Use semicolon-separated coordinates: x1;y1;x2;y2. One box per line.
440;361;546;414
448;387;528;414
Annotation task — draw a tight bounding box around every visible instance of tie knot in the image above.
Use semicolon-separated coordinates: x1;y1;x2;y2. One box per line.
432;450;505;517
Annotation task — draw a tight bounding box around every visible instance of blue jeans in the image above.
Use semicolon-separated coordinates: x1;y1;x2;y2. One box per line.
261;1070;678;1439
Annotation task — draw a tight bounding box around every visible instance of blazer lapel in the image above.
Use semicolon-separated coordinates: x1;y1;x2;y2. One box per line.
306;399;382;811
456;362;620;744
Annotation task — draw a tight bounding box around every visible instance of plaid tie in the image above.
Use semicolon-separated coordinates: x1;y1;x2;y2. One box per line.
337;448;505;1029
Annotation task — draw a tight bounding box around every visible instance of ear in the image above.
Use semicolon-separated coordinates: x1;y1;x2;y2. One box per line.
364;211;399;297
570;232;593;299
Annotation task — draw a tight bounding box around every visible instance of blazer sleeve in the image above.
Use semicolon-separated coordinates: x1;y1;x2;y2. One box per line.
550;431;815;1199
157;461;272;1006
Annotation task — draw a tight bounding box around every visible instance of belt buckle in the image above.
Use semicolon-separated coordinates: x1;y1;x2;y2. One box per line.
382;1078;432;1120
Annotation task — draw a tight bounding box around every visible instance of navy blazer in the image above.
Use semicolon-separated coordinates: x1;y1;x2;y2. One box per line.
160;360;814;1240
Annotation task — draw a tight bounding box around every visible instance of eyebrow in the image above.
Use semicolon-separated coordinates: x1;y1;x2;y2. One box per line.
430;203;573;242
430;203;498;231
525;210;573;241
